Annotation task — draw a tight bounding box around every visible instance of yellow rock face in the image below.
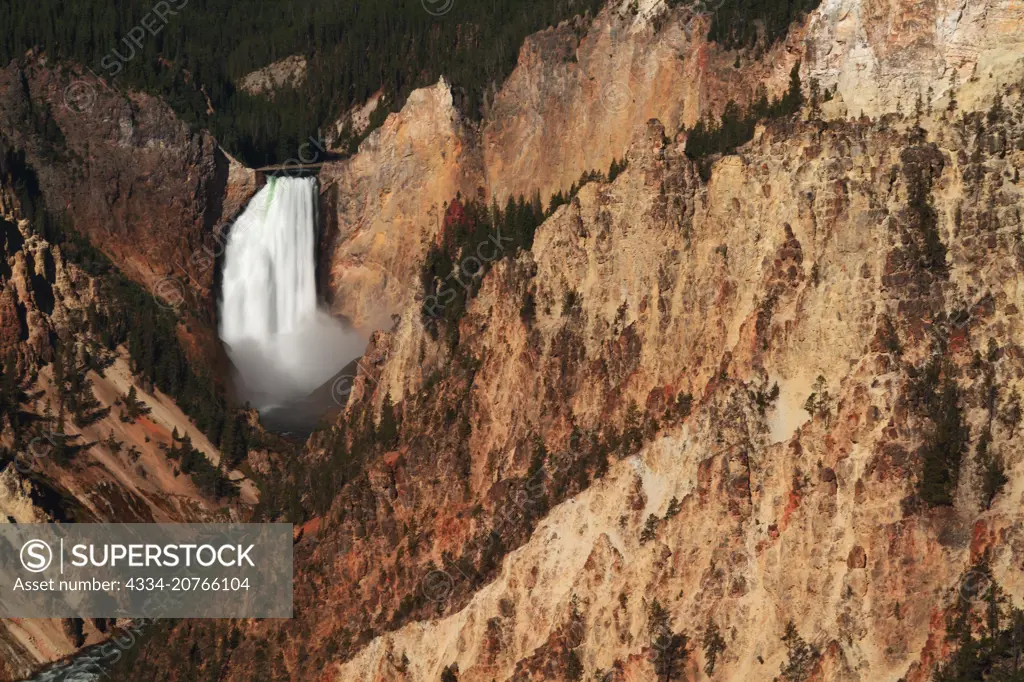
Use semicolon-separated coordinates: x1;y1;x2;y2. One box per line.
329;49;1024;682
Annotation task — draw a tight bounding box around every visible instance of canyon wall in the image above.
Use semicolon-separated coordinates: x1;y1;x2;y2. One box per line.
135;8;1024;675
0;57;257;317
804;0;1024;116
322;0;1024;334
334;98;1024;678
301;0;1024;679
319;80;483;331
1;0;1023;677
0;175;251;679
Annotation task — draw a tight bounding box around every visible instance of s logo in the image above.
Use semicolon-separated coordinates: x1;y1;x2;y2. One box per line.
20;539;53;573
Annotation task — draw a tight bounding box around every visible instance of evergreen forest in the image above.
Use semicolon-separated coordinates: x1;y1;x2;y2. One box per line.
0;0;604;165
0;0;819;165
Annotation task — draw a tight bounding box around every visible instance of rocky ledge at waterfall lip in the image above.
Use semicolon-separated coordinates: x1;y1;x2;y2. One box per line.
0;55;258;311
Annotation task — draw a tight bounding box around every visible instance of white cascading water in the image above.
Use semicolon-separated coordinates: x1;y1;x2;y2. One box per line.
219;176;362;411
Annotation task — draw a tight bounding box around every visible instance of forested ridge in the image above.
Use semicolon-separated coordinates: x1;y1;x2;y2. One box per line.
0;0;604;166
0;0;822;166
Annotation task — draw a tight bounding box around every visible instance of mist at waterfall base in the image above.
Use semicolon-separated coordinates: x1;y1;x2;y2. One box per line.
219;177;363;433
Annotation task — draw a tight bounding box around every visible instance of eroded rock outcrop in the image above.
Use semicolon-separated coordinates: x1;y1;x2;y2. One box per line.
129;77;1024;680
320;79;483;330
805;0;1024;116
238;55;308;99
107;0;1024;678
0;56;257;314
3;0;1021;678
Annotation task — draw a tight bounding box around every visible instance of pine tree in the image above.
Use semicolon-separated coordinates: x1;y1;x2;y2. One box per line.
702;619;727;675
219;412;247;469
378;393;399;448
122;385;148;422
648;600;688;681
780;621;819;681
780;63;804;116
127;386;139;417
809;78;821;119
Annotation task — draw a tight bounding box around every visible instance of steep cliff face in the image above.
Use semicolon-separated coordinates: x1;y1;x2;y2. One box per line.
322;0;799;329
805;0;1024;116
0;56;257;315
126;79;1024;682
333;84;1024;680
0;180;249;679
481;0;792;205
320;80;483;330
1;0;1021;678
322;0;1024;335
488;0;1024;203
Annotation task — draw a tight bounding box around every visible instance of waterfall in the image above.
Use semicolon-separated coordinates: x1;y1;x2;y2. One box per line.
219;176;361;412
